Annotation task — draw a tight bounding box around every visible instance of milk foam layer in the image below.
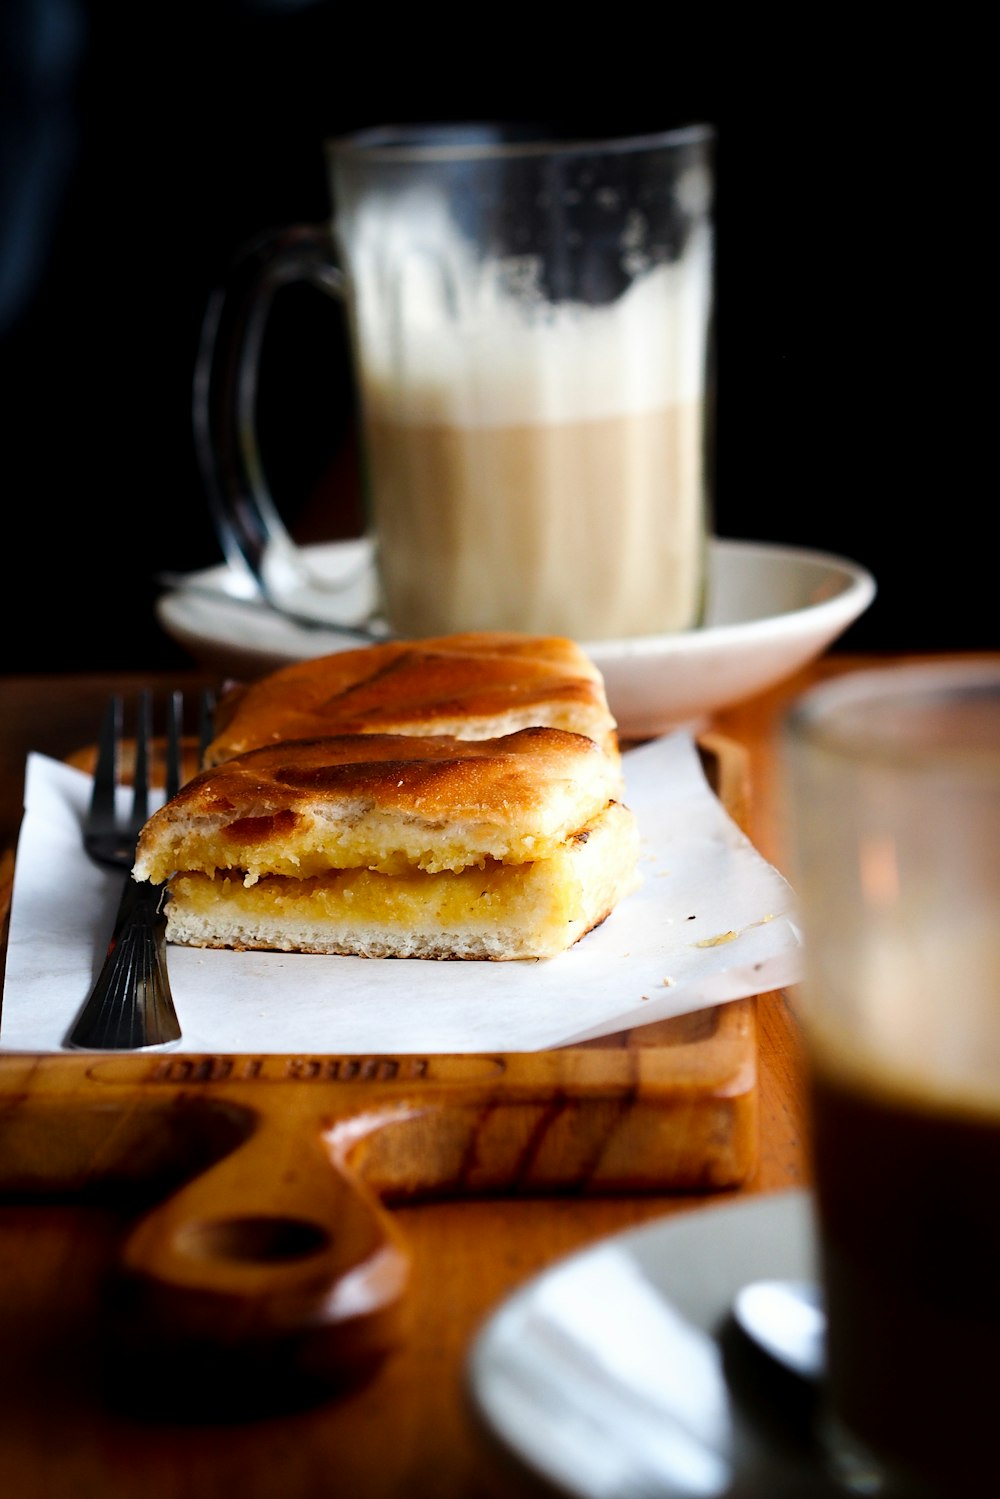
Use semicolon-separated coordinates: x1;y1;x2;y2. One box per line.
354;228;712;428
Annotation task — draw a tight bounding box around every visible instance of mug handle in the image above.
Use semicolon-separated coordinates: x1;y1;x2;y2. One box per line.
192;224;373;625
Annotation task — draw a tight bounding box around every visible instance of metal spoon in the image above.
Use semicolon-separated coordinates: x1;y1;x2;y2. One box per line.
154;572;389;641
732;1279;827;1382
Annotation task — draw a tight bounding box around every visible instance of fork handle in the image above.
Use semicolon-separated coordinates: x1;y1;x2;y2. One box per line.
66;877;181;1050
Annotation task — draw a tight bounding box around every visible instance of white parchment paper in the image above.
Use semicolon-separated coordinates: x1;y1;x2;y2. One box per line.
0;732;802;1054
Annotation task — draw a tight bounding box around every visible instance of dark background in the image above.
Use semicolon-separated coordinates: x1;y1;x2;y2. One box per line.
1;1;988;674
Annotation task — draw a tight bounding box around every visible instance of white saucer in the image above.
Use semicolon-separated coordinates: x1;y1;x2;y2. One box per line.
156;538;875;739
468;1189;828;1499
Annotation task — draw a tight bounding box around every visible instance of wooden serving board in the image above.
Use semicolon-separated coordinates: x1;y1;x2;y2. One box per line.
0;732;760;1412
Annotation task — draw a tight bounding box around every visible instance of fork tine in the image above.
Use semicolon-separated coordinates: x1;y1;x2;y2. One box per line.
130;689;152;836
165;690;184;800
89;694;121;834
198;687;216;768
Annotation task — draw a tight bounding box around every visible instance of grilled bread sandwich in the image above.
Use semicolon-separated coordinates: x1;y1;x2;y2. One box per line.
133;632;638;961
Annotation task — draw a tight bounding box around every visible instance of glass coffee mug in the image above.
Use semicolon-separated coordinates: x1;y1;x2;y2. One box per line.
781;661;1000;1498
195;122;715;642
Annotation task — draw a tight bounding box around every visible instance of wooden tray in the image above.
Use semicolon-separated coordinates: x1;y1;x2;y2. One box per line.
0;731;761;1412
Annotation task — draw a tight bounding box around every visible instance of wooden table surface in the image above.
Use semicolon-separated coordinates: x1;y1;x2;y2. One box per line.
0;650;987;1498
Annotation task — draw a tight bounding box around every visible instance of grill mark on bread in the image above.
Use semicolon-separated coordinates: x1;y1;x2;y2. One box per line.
224;810;300;844
317;650;602;721
270;757;530;802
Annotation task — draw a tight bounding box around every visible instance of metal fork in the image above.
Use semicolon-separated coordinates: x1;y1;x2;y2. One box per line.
64;689;214;1050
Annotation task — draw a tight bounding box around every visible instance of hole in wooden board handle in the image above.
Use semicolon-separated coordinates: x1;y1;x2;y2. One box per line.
106;1106;411;1414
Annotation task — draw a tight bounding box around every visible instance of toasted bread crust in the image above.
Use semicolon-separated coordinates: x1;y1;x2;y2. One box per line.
134;727;623;884
205;632;619;765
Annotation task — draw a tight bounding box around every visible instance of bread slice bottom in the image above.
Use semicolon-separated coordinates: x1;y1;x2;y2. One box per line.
163;800;640;961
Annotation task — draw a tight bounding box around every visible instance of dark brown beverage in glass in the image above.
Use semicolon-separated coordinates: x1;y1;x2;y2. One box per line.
809;1059;1000;1497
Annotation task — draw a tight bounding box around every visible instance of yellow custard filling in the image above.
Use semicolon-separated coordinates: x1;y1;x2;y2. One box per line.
168;858;577;929
143;817;563;884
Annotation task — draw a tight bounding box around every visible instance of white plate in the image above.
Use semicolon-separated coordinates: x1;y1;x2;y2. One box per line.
157;538;875;739
468;1189;830;1499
